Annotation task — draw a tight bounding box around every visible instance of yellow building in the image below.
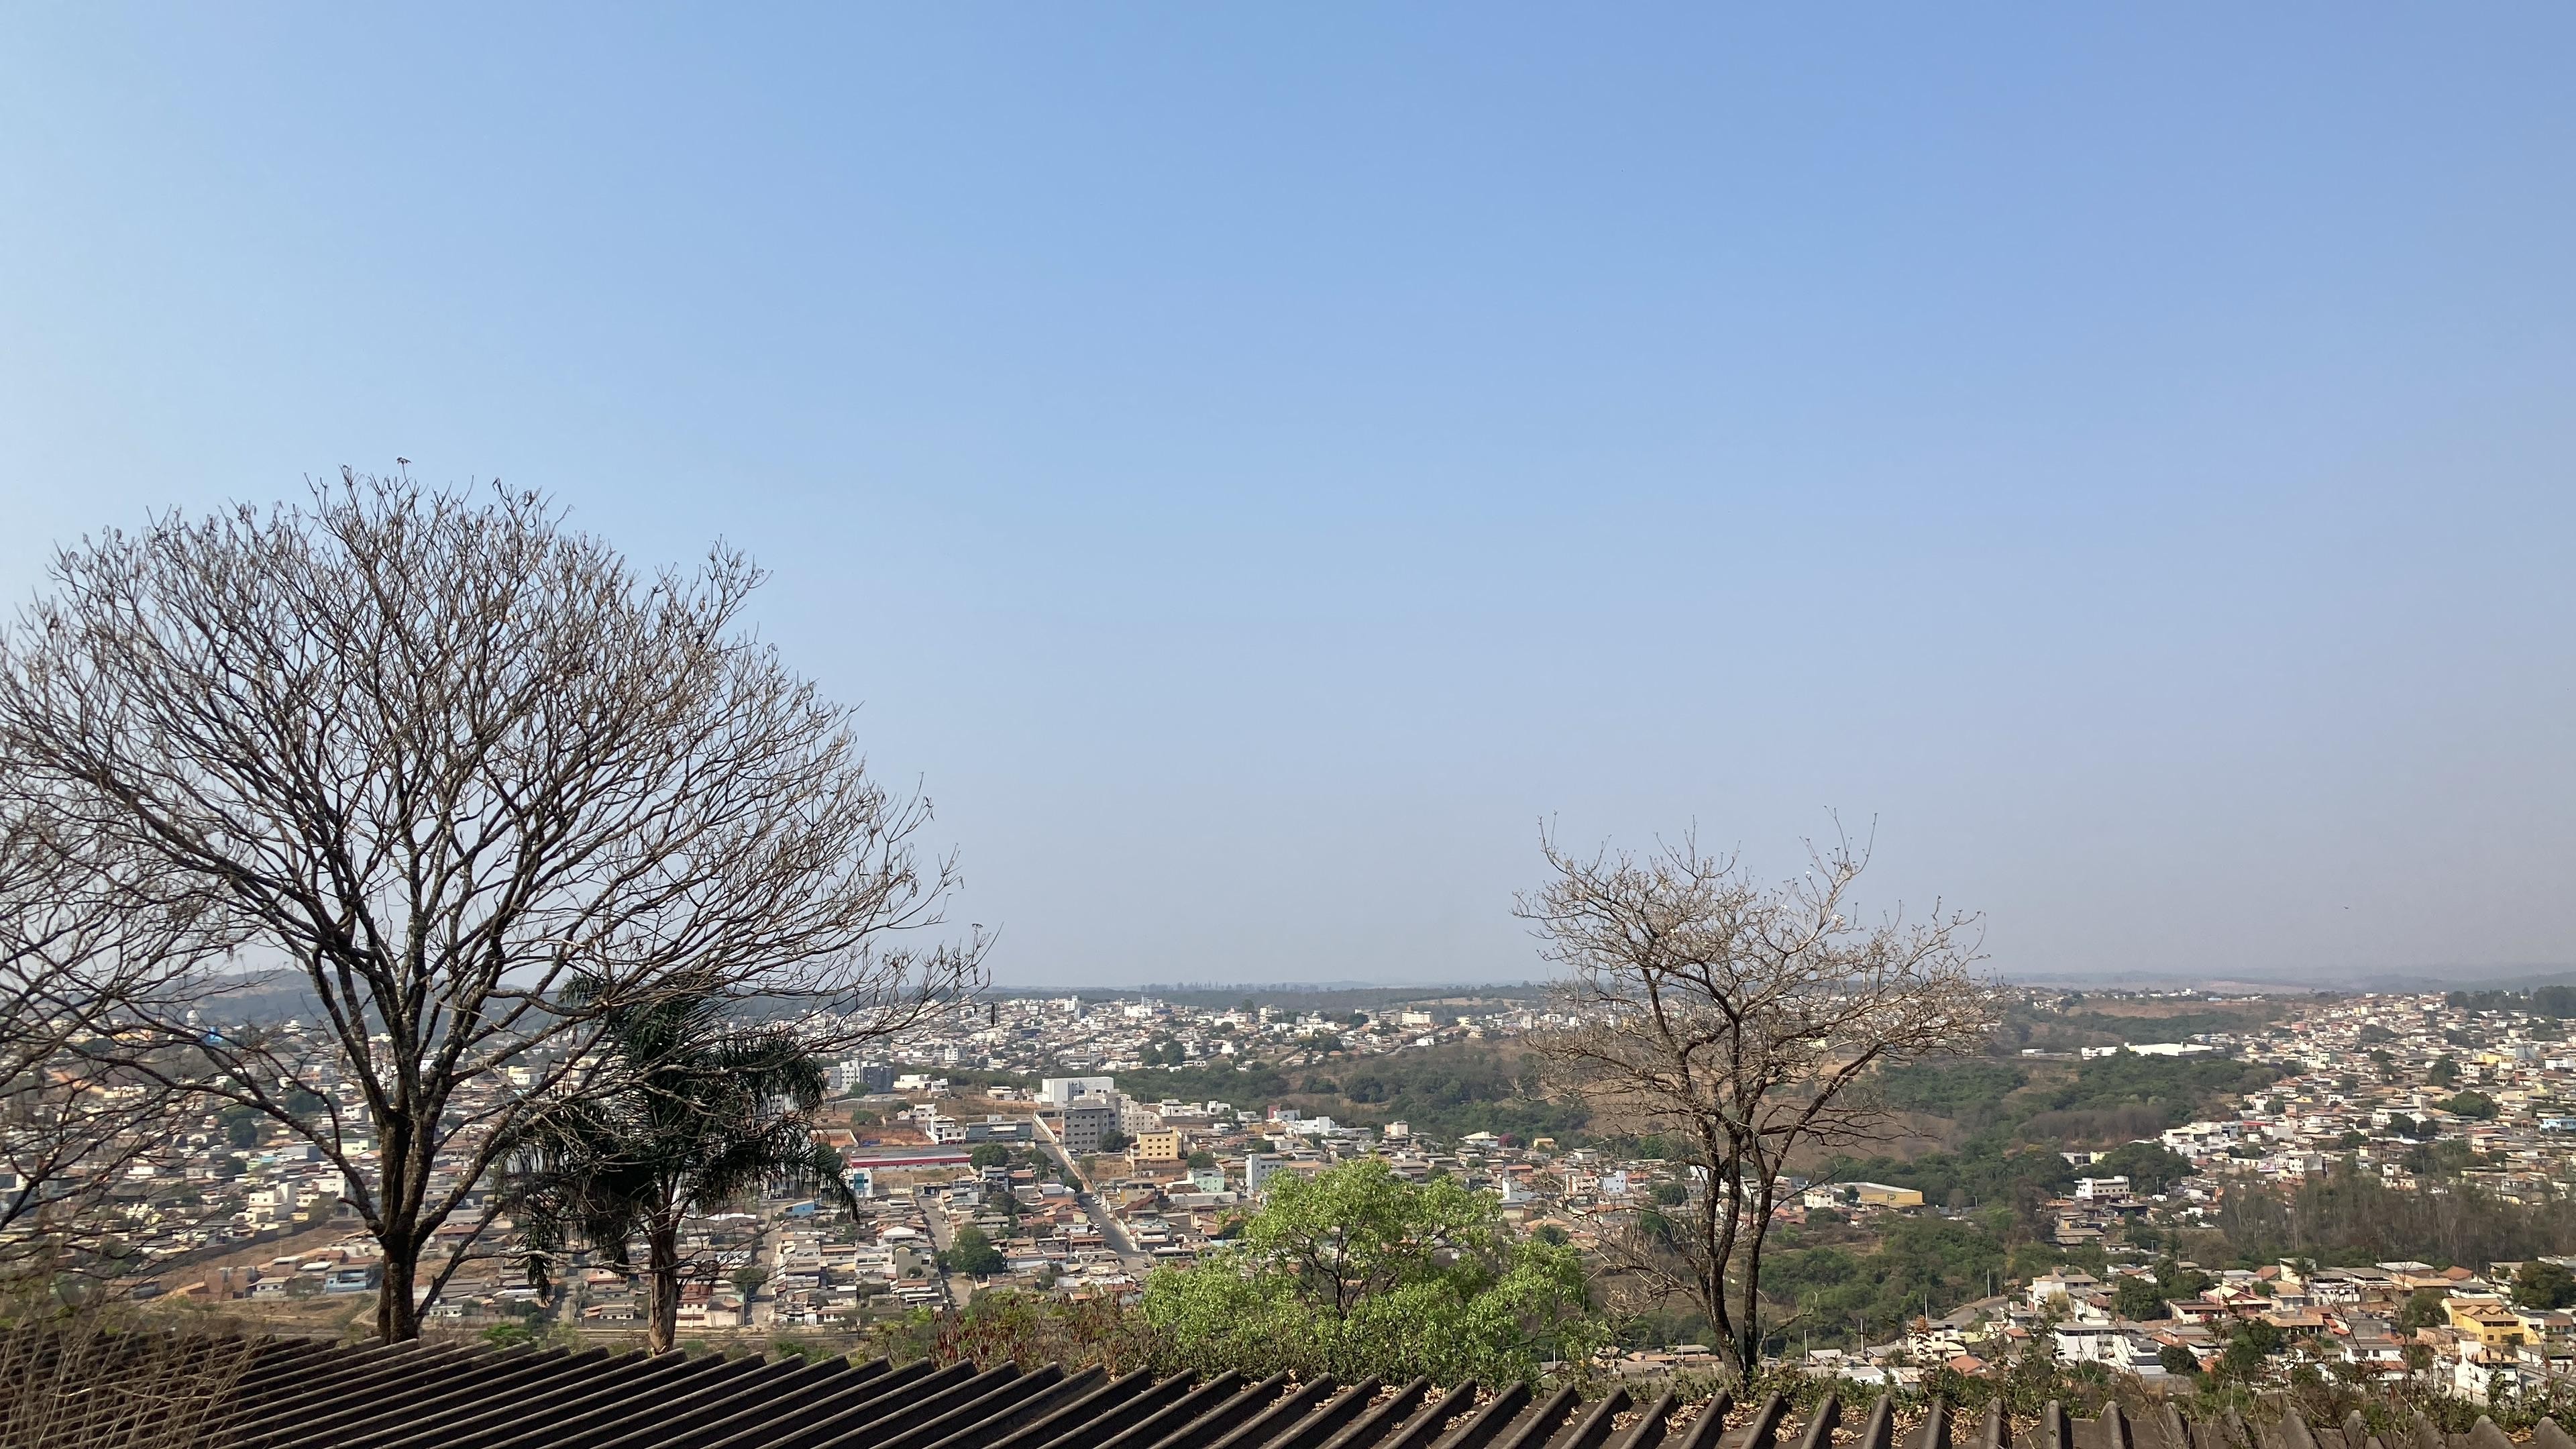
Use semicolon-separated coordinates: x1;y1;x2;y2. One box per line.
1133;1130;1182;1162
2447;1299;2526;1348
1850;1182;1926;1209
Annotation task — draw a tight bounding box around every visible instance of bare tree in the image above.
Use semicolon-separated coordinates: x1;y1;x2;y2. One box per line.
1518;824;1999;1381
0;802;215;1298
0;475;984;1339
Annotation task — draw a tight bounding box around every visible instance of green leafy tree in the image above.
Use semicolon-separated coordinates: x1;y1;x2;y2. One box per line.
1140;1158;1601;1385
2444;1091;2497;1120
2515;1260;2576;1310
2091;1140;2196;1195
220;1108;264;1150
2159;1343;2200;1376
2397;1289;2449;1330
969;1143;1012;1169
2216;1319;2283;1382
2428;1059;2459;1088
504;977;857;1354
1185;1150;1219;1171
2112;1275;2170;1320
944;1225;1006;1277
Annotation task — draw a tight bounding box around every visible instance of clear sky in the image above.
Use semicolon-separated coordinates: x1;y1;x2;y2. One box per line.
3;9;2571;987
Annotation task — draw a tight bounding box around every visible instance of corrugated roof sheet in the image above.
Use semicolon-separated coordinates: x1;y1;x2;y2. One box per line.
3;1333;2558;1449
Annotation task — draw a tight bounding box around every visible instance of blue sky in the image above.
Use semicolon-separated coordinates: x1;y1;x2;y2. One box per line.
3;8;2571;986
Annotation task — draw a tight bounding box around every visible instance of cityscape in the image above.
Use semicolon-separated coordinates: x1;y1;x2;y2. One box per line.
3;9;2571;1449
62;981;2576;1407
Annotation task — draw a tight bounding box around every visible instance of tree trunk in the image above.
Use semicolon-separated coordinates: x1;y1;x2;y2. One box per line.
1733;1171;1777;1379
376;1236;422;1342
647;1224;682;1354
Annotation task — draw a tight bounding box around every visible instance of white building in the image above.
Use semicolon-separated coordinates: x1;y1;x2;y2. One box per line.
1245;1153;1285;1195
1041;1075;1118;1108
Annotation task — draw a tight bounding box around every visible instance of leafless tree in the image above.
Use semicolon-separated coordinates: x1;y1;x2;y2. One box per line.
0;475;985;1340
0;801;217;1298
1518;823;2000;1381
0;1314;260;1449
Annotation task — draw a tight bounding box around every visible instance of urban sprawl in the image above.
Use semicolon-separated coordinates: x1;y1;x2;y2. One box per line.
64;987;2576;1405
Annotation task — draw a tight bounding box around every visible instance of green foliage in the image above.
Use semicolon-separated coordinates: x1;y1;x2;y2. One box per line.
2444;1091;2497;1120
2448;987;2576;1018
2397;1289;2449;1330
2090;1140;2196;1195
2516;1260;2576;1310
2194;1155;2576;1268
943;1226;1006;1277
1140;1158;1601;1385
2404;1139;2475;1177
2427;1059;2459;1088
968;1143;1012;1169
1185;1150;1218;1171
2160;1344;2201;1376
500;972;856;1346
1317;1048;1590;1143
2112;1275;2169;1320
219;1107;263;1150
2029;1051;2280;1135
1832;1140;2075;1211
1877;1061;2029;1119
1120;1042;1591;1144
1763;1216;2007;1346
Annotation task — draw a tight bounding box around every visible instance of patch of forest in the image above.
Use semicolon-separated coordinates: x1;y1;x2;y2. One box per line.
2000;995;2287;1053
1105;1042;1591;1144
1832;1049;2280;1210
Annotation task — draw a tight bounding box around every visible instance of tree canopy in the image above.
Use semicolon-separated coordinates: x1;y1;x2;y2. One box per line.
1140;1159;1601;1385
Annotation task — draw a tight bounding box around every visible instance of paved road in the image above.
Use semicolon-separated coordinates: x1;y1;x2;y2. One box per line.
915;1192;977;1307
1032;1112;1147;1267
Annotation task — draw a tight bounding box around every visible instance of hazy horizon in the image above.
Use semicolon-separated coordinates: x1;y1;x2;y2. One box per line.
5;10;2571;987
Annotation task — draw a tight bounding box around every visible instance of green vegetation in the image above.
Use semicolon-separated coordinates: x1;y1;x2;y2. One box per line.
1764;1214;2008;1343
2112;1275;2169;1320
2447;986;2576;1018
2090;1141;2195;1195
1880;1061;2027;1125
2209;1162;2576;1269
1830;1140;2075;1214
2444;1091;2497;1120
2018;1051;2279;1140
942;1225;1006;1277
2516;1260;2576;1310
1140;1158;1600;1385
218;1106;264;1150
1104;1044;1589;1144
1833;1049;2273;1227
2000;996;2282;1053
1316;1049;1588;1143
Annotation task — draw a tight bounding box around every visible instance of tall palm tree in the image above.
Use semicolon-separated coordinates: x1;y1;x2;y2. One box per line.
505;979;856;1353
